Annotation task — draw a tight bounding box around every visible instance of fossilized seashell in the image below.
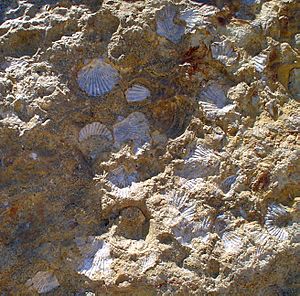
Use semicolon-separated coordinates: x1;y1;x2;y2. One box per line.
168;191;196;222
77;58;119;97
185;144;215;163
108;166;139;189
265;203;289;241
211;39;238;66
79;122;113;142
125;84;151;103
26;271;60;294
156;5;185;44
179;8;206;30
113;112;151;154
76;237;113;281
198;84;235;118
221;231;243;253
250;53;268;73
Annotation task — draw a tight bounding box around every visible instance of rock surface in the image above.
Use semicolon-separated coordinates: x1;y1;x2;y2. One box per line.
0;0;299;295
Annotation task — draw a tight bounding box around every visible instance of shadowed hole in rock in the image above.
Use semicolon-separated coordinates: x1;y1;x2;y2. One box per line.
116;206;150;240
151;96;195;139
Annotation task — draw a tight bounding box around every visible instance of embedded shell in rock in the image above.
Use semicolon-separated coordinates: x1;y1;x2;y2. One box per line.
77;58;119;97
113;112;151;153
125;84;151;103
156;5;185;44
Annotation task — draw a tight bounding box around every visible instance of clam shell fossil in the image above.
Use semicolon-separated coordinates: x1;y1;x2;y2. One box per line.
211;39;238;66
250;53;268;73
265;203;289;241
79;122;113;143
125;84;151;103
156;5;185;44
77;58;119;97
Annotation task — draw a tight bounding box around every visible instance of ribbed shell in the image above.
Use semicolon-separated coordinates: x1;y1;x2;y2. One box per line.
198;84;235;118
125;84;151;102
108;166;139;189
185;144;215;163
156;5;185;44
222;231;243;253
179;8;205;30
76;238;113;281
251;53;268;73
265;203;289;241
26;271;60;294
211;40;238;66
79;122;113;143
77;58;119;97
113;112;151;153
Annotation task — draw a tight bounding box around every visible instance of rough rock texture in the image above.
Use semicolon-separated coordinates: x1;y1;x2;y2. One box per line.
0;0;299;295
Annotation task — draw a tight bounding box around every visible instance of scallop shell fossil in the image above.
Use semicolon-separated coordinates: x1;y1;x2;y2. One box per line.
198;84;235;118
250;53;268;73
221;231;243;254
265;203;289;241
77;58;119;97
156;5;185;44
79;122;113;143
26;271;60;294
211;39;238;66
179;8;206;30
125;84;151;103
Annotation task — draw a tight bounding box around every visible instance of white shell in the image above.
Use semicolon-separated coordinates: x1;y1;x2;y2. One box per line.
265;203;289;241
108;166;139;189
79;122;113;142
156;5;185;44
113;112;151;154
26;271;60;294
126;84;151;102
76;237;113;281
222;231;243;253
198;84;235;118
168;191;196;222
211;39;238;66
179;8;206;30
251;53;268;73
77;58;119;97
185;144;215;163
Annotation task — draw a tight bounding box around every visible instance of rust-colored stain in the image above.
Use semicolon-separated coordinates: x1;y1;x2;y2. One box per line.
251;171;271;191
8;205;19;219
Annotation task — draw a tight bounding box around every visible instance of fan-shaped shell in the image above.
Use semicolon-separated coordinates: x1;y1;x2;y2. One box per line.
198;84;235;118
265;203;289;241
179;8;206;30
113;112;151;153
26;271;60;294
156;5;185;44
222;231;243;253
79;122;113;142
108;166;139;189
251;53;268;73
125;84;151;102
76;237;113;281
211;40;238;66
185;144;215;163
77;58;119;97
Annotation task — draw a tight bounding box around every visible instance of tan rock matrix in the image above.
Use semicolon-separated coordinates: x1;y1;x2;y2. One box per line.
0;0;299;295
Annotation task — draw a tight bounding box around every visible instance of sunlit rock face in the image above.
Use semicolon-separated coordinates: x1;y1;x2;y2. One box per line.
0;0;299;295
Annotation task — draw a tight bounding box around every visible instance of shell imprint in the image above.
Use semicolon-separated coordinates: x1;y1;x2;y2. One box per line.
156;5;185;44
265;203;289;241
76;237;113;281
198;84;234;118
77;58;119;97
79;122;113;142
222;231;243;253
113;112;151;153
126;84;151;103
211;39;238;66
251;53;268;73
26;271;60;294
179;8;206;30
